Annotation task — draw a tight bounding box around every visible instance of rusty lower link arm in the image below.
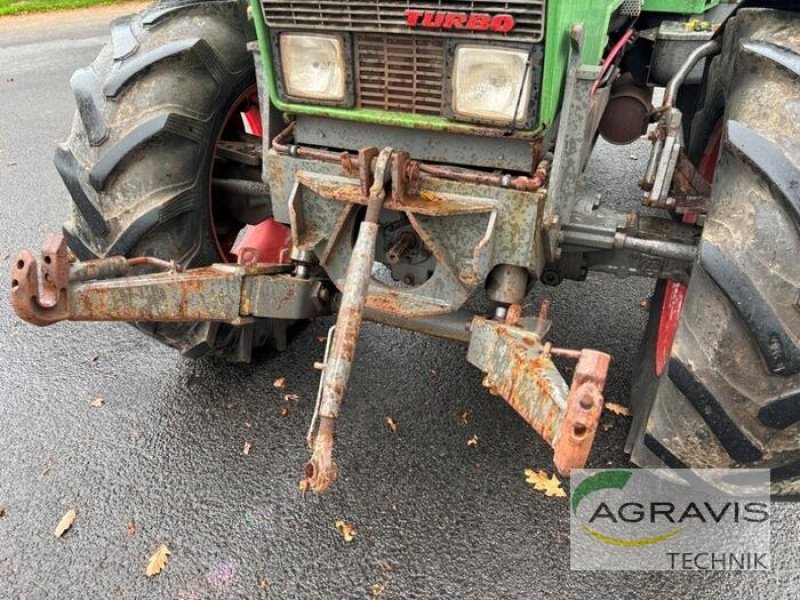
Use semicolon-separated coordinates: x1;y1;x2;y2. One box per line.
305;147;393;492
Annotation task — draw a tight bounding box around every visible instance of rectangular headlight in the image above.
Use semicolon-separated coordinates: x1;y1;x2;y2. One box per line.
279;33;346;102
451;45;533;126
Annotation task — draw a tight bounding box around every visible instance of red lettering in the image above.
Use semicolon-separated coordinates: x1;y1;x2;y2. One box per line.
443;12;468;29
466;13;491;31
490;14;516;33
405;9;422;26
406;11;516;33
421;11;445;28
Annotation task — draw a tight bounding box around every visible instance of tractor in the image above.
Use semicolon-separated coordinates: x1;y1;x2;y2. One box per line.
10;0;799;494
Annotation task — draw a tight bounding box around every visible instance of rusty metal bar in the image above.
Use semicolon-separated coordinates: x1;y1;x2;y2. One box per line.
305;147;393;492
10;235;330;326
272;122;548;193
467;315;611;476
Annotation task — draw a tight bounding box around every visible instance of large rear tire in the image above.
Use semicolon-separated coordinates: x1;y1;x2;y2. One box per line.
628;8;800;494
58;0;292;361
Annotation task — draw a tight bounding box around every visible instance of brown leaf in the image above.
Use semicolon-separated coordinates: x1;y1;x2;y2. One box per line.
335;520;355;543
91;352;100;362
127;519;136;537
316;335;327;343
243;421;252;429
430;368;438;377
605;402;631;417
385;417;397;433
524;469;567;498
243;442;252;455
146;544;171;577
298;479;310;498
280;406;289;418
371;582;388;598
90;397;105;408
0;505;6;518
54;507;77;538
273;377;287;389
459;410;470;426
284;393;300;403
467;434;479;447
40;465;51;478
258;578;271;593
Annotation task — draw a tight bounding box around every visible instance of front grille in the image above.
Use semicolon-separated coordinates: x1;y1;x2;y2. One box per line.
355;35;444;116
263;0;546;43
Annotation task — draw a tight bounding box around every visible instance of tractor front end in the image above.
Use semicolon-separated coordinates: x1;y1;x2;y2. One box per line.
12;0;800;494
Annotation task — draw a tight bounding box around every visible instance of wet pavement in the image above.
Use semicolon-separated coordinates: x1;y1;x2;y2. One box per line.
0;5;798;599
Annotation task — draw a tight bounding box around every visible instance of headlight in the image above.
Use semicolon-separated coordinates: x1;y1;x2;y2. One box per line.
279;33;346;102
451;46;533;126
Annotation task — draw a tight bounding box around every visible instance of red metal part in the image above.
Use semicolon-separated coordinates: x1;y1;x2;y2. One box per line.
552;349;612;475
654;120;720;375
655;280;688;377
10;234;70;326
242;104;263;137
233;218;292;265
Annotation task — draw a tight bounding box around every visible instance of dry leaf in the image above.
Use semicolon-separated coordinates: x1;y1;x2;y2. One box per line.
0;505;6;518
280;407;289;417
54;507;77;538
601;422;613;432
298;479;310;498
243;421;252;429
273;377;287;389
459;410;470;426
335;520;355;543
258;578;271;593
91;352;100;362
377;559;392;572
243;442;252;455
430;368;438;376
385;417;397;433
316;335;327;343
127;519;136;537
524;469;567;498
371;582;387;598
284;393;300;403
605;402;631;417
40;465;51;477
467;434;479;447
146;544;171;577
90;397;105;408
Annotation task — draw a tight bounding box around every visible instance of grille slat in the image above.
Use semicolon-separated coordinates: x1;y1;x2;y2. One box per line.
355;34;444;117
263;0;546;42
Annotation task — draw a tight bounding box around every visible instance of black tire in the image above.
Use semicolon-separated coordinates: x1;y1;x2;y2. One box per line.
58;0;291;362
628;8;800;495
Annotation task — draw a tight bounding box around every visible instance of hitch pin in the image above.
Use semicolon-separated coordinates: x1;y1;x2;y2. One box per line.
304;147;393;492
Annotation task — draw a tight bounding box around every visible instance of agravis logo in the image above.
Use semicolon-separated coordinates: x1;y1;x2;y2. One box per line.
570;469;772;571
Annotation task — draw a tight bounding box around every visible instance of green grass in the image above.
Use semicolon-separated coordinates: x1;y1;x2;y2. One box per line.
0;0;137;16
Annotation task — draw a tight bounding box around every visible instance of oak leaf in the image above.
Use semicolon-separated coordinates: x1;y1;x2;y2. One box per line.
90;397;105;408
146;544;171;577
385;417;397;433
467;434;479;447
0;505;6;518
280;407;289;417
284;393;300;403
54;507;77;538
459;410;470;426
243;442;252;455
127;519;136;537
335;520;355;542
524;469;567;498
605;402;630;416
273;377;287;389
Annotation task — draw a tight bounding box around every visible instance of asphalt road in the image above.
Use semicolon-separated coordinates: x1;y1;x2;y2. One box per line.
0;5;798;599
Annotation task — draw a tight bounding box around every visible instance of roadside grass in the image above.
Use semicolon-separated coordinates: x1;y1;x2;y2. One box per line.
0;0;138;16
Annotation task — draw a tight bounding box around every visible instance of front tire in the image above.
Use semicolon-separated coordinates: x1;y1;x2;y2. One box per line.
629;8;800;494
58;0;291;361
